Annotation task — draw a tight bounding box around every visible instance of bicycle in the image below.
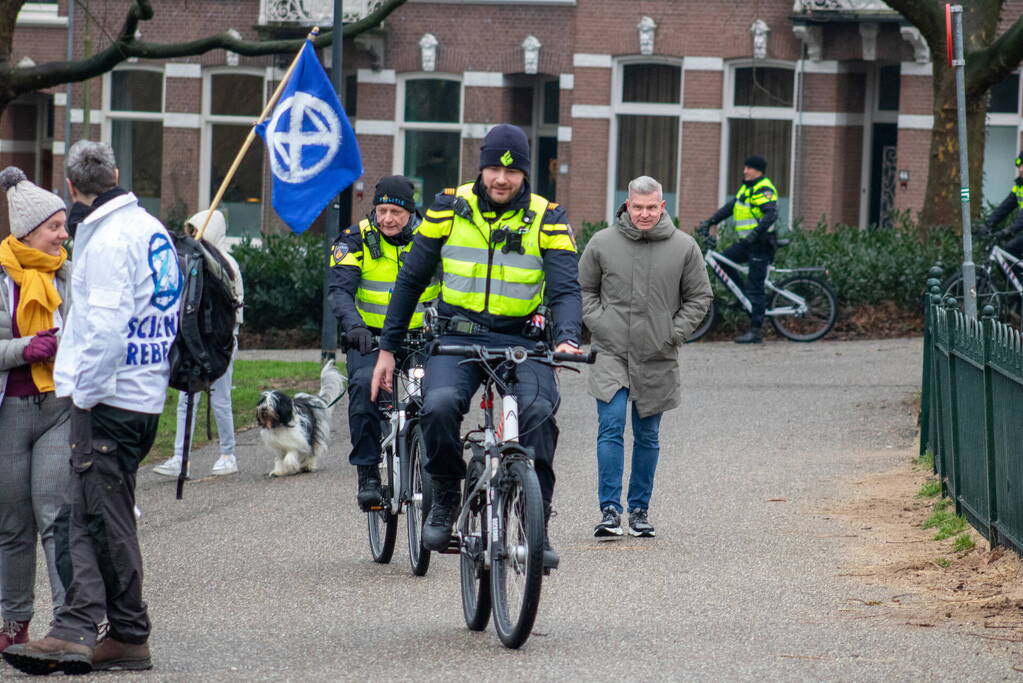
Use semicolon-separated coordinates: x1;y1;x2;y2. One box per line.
688;235;838;342
940;237;1023;328
365;330;434;576
431;342;595;649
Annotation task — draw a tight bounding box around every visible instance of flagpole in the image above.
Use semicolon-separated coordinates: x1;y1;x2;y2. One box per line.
321;0;344;361
195;26;321;242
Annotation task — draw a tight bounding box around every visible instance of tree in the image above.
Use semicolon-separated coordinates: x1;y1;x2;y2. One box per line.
0;0;407;118
883;1;1023;229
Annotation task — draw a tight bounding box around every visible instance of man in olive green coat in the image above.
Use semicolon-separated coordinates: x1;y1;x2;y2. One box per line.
578;175;711;538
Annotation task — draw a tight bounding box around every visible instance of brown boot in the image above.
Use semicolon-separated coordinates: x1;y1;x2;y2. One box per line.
0;618;30;652
1;635;93;676
92;635;152;671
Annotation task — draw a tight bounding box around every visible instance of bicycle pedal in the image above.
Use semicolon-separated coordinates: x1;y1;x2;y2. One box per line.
437;534;461;554
367;504;384;511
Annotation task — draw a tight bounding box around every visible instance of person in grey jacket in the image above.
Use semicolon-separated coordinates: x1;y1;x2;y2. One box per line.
0;167;72;652
578;176;711;538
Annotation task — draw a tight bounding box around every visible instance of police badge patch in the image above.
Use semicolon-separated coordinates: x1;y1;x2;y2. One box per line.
761;189;774;200
331;242;349;265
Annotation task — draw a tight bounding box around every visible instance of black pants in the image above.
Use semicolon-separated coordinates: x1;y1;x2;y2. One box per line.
48;406;157;648
345;347;384;466
721;237;776;328
420;331;560;503
1006;233;1023;260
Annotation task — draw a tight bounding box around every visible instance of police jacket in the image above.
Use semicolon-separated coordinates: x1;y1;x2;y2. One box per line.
379;178;582;353
985;177;1023;237
706;176;778;240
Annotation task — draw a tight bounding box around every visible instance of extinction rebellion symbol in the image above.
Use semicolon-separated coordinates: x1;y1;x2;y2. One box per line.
264;92;342;184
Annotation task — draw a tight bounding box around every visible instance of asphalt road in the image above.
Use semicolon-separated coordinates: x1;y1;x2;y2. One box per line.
15;338;1022;681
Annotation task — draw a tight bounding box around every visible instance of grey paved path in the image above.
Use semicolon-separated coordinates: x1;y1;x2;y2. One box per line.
18;338;1023;680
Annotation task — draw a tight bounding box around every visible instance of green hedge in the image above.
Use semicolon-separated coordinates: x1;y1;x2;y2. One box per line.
232;231;326;333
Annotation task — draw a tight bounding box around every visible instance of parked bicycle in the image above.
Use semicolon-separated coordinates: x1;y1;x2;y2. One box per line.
365;330;433;576
431;342;595;649
688;235;838;342
940;236;1023;328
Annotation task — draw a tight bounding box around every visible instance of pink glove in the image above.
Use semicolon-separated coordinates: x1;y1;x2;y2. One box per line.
23;328;58;364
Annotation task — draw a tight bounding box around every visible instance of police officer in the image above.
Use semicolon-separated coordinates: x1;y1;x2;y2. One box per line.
370;124;584;569
328;175;439;510
979;151;1023;265
698;155;779;344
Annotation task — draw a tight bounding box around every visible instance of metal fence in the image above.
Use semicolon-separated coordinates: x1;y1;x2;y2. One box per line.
920;267;1023;551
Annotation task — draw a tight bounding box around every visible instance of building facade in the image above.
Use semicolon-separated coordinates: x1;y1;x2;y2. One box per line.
2;0;1023;237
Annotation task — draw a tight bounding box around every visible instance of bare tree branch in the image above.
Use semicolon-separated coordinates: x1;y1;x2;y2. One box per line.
966;11;1023;97
879;0;943;54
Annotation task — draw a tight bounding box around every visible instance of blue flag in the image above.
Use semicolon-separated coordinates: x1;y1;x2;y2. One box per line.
256;40;363;234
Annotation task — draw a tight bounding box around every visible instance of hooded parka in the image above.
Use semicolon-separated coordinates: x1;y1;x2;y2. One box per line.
578;205;712;418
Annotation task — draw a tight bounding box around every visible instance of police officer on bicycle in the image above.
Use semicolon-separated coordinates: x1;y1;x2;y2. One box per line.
697;155;778;344
978;151;1023;266
370;124;584;569
328;175;439;510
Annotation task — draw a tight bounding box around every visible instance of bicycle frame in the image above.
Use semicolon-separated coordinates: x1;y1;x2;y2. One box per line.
704;248;826;318
378;352;426;516
988;245;1023;295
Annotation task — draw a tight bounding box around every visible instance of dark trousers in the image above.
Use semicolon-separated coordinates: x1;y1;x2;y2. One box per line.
420;332;560;504
47;407;154;649
1006;233;1023;260
345;347;384;466
721;237;776;327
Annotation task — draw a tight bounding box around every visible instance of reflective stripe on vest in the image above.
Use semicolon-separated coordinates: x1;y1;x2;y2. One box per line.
439;183;547;317
355;218;440;328
1014;183;1023;209
732;177;778;233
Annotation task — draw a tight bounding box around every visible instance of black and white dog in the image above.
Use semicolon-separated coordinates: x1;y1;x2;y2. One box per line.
256;360;347;477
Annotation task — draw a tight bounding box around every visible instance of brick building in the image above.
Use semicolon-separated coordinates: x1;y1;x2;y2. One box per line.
2;0;1023;237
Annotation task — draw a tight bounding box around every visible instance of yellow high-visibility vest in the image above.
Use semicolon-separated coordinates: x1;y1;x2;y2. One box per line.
733;176;778;233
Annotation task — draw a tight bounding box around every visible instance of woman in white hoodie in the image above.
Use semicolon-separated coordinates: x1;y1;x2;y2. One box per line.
153;209;244;477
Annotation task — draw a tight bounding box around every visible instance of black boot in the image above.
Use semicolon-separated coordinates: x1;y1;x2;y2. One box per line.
422;478;461;551
356;465;383;511
543;502;560;570
733;327;763;344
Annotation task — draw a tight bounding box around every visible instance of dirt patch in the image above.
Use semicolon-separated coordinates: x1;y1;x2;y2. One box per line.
829;452;1023;645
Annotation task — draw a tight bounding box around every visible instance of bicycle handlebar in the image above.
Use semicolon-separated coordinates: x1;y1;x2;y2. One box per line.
433;343;596;365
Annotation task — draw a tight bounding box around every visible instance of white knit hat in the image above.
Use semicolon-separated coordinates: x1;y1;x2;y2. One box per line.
0;166;67;239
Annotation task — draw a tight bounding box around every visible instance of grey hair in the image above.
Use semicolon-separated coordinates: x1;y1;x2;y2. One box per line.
65;140;118;196
628;175;662;198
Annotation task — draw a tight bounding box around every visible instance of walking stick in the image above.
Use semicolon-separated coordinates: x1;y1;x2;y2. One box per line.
177;392;195;500
194;26;321;241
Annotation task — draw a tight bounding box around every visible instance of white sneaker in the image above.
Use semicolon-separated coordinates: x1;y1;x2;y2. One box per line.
211;454;238;476
153;455;186;477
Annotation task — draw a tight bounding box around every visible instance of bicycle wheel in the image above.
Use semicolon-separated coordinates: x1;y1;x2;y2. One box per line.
460;457;491;631
367;447;397;564
490;457;545;649
940;271;1003;318
685;299;717;343
405;424;432;577
769;276;838;342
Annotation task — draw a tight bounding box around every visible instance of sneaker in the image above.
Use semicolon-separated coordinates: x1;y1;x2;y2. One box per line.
734;329;763;344
211;454;238;476
356;465;383;511
91;635;152;671
593;506;623;538
628;508;656;537
0;618;29;652
153;455;186;477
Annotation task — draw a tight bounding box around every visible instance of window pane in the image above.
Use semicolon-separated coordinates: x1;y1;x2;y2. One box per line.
211;124;263;237
622;64;681;104
733;67;793;108
111;71;162;112
210;74;263;117
614;115;678;215
877;65;900;111
984;125;1017;206
727;118;791;226
111;120;162;216
405;80;460;123
404;130;460;207
543;79;560;125
989;73;1020;114
536;136;557;201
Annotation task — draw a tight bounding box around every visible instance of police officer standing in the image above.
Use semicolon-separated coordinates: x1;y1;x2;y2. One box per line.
328;176;439;510
370;124;584;569
979;151;1023;266
698;155;779;344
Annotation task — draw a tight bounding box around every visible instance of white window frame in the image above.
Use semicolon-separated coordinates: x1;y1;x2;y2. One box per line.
721;59;796;224
607;56;684;220
394;73;463;185
200;66;268;245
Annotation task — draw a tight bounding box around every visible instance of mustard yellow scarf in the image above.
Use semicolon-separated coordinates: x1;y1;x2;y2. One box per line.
0;235;67;392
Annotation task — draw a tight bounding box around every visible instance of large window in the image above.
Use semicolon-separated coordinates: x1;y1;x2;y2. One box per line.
984;72;1022;208
203;70;265;238
611;60;682;216
399;77;462;207
725;63;795;227
106;67;164;217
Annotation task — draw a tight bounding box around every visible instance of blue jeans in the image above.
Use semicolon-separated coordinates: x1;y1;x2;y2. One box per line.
596;388;662;512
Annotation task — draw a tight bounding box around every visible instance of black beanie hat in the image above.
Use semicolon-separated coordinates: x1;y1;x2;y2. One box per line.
479;124;531;175
1016;151;1023;167
373;175;416;211
744;155;767;173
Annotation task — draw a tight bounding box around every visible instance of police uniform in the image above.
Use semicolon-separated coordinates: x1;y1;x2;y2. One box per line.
327;211;439;468
982;155;1023;260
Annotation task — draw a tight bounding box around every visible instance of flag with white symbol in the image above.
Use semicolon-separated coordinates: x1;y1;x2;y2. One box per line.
256;40;363;234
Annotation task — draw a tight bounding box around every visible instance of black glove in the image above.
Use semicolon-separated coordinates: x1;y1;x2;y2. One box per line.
347;326;375;354
975;223;990;236
696;221;711;237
